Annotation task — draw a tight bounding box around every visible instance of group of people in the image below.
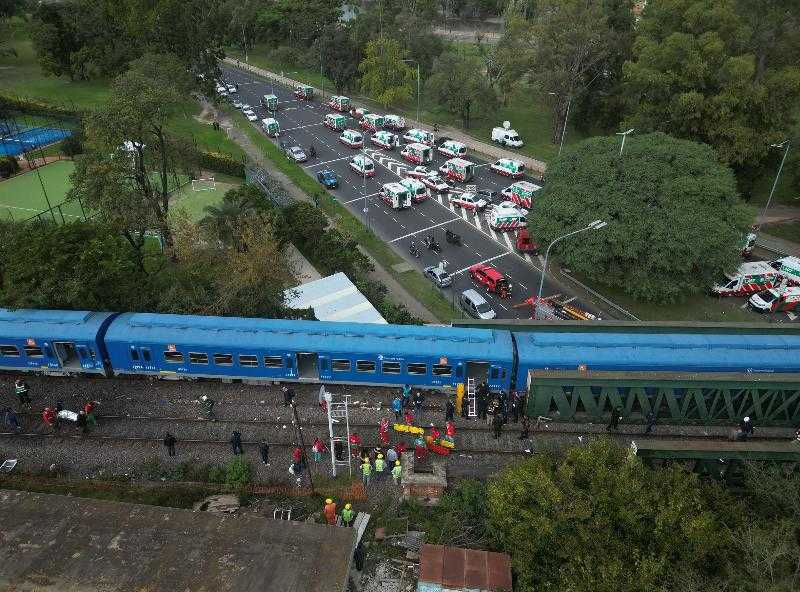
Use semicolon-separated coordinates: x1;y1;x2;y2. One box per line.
41;398;98;434
323;497;357;528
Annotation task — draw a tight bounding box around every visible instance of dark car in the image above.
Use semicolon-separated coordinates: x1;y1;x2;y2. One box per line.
317;169;339;189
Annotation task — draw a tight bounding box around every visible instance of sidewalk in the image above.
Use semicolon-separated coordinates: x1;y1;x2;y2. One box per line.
222;58;548;174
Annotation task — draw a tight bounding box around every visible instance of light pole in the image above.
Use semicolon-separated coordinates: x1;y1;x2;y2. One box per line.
760;140;791;225
548;92;571;157
535;220;608;319
403;59;421;125
617;128;634;155
362;147;369;230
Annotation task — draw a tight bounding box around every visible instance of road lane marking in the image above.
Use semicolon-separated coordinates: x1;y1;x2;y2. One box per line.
306;156;351;168
389;218;461;242
344;191;380;204
282;122;324;132
452;252;510;275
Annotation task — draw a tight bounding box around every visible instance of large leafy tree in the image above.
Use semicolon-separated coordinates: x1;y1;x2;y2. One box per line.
320;26;360;94
425;51;497;128
487;439;730;592
623;0;800;180
358;37;415;108
530;132;753;302
0;0;26;57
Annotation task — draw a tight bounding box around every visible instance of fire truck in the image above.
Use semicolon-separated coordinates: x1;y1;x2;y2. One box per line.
469;264;512;298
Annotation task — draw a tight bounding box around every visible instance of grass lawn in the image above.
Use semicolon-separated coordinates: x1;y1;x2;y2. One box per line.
0;160;85;221
761;220;800;244
170;174;243;221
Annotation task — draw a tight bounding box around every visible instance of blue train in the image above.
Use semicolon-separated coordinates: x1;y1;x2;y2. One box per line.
1;308;799;392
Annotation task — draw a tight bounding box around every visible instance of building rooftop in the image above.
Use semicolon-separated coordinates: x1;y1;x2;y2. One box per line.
418;544;512;591
285;273;387;324
0;489;354;592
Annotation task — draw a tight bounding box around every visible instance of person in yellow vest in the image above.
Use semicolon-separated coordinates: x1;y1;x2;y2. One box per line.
361;458;372;487
391;460;402;484
341;503;355;527
374;453;385;480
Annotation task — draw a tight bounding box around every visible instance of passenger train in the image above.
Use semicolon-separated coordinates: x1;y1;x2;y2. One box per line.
2;308;799;393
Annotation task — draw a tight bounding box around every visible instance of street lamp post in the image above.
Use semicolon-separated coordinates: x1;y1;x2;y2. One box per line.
535;220;608;319
362;147;369;230
616;128;634;155
760;140;791;225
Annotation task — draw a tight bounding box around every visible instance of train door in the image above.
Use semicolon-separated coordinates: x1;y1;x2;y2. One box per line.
487;364;505;391
318;355;332;381
296;352;319;379
52;341;81;370
466;361;490;384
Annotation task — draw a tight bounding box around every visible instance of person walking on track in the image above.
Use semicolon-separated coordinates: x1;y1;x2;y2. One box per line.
163;432;177;456
260;441;270;465
15;379;31;406
392;396;403;421
607;407;622;432
231;431;244;455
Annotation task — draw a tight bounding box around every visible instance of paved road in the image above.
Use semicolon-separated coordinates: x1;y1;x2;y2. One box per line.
221;66;602;320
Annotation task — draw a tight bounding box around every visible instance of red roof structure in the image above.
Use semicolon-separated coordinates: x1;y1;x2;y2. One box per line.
418;544;512;591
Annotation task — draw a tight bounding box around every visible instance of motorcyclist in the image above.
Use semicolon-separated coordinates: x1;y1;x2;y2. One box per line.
409;241;419;256
308;144;316;158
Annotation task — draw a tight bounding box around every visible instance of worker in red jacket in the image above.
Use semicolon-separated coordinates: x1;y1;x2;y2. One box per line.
42;407;57;431
378;418;390;446
349;432;362;457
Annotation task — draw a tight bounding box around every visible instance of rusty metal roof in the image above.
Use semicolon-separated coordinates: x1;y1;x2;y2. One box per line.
419;544;512;591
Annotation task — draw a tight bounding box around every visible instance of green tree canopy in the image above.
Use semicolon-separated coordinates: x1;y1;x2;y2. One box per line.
425;51;497;128
530;132;753;302
358;37;415;108
487;439;730;592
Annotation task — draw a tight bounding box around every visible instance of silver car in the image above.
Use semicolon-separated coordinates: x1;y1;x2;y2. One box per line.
424;265;453;288
459;289;497;319
286;146;308;162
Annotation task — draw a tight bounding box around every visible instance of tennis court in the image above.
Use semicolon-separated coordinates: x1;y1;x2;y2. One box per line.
0;160;85;221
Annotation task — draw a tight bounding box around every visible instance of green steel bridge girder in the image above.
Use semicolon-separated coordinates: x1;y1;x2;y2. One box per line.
526;371;800;426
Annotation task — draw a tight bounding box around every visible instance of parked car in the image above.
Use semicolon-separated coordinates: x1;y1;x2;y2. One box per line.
448;192;489;211
405;166;432;179
476;189;498;203
232;99;243;109
419;175;450;194
459;289;496;319
286;146;308;162
240;103;251;111
243;110;258;122
424;264;453;288
317;169;339;189
226;84;238;93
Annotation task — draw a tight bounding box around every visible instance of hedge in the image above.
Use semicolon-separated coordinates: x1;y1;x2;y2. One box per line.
0;94;84;118
196;151;245;178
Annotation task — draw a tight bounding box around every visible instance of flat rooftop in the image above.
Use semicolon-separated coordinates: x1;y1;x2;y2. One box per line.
0;489;354;592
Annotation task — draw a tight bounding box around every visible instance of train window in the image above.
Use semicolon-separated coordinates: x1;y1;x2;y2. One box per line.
130;349;139;361
189;352;208;364
332;359;351;371
407;363;427;375
356;360;376;373
239;354;259;367
490;368;499;380
455;365;463;378
382;361;401;374
0;345;20;357
432;364;452;376
213;353;233;366
163;351;184;364
142;349;151;362
264;356;284;367
24;346;44;358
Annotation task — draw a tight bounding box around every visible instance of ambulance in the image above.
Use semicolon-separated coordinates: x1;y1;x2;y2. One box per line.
771;256;800;285
351;107;370;119
349;154;375;177
400;142;433;164
748;286;800;313
490;158;525;179
485;203;527;230
261;94;278;111
260;118;280;137
370;130;399;150
504;181;541;209
399;178;429;203
711;261;781;297
380;182;412;210
360;113;385;132
439;158;475;183
294;84;314;100
384;114;406;130
403;128;434;146
328;95;350;112
438;140;467;158
324;113;347;132
339;129;364;148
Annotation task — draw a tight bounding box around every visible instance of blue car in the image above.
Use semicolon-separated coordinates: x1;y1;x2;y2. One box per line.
317;169;339;189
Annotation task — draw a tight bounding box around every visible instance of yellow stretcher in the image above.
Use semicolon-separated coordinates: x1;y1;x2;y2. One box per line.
393;423;424;435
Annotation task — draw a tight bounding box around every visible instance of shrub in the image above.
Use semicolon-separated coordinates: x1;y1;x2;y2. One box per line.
196;150;245;178
0;156;20;179
60;132;84;157
269;45;300;68
224;457;252;488
208;465;226;484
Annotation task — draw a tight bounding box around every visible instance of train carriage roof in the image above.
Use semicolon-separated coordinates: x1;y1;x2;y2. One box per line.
0;309;116;341
513;330;800;373
105;313;515;361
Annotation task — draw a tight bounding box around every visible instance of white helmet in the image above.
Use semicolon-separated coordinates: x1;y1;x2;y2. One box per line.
201;395;208;402
743;416;750;422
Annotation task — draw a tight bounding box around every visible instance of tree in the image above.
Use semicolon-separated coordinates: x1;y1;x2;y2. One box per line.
320;27;359;93
358;37;415;108
426;51;497;128
623;0;800;182
529;132;754;302
200;185;261;250
486;439;730;592
30;2;81;79
0;0;26;57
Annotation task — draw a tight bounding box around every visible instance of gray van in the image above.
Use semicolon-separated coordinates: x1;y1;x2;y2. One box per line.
459;289;497;319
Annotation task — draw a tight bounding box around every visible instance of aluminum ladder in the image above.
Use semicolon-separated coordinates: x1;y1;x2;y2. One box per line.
466;377;477;417
326;392;352;477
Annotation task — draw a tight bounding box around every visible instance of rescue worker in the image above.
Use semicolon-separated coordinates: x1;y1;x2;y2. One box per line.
445;421;456;444
42;407;57;430
404;409;414;426
349;433;362;457
260;441;270;465
361;458;372;487
341;503;355;527
510;396;520;423
292;446;303;465
740;416;754;441
413;390;425;420
334;440;345;461
76;410;88;434
519;415;530;440
84;401;97;427
492;411;503;439
402;384;412;408
6;407;20;432
318;384;327;410
379;418;390;446
445;398;455;422
430;425;441;442
200;395;215;420
374;453;385;480
282;385;295;407
392;396;403;421
231;431;244;455
645;411;657;434
312;438;326;462
607;407;622;432
14;379;31;406
386;446;398;465
391;459;402;484
323;498;337;525
163;432;177;456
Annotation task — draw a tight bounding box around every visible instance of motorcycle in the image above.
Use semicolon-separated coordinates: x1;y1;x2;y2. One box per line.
445;229;461;246
308;145;317;158
409;241;420;258
423;234;441;254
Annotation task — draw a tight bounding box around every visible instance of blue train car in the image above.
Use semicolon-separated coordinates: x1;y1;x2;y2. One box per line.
512;330;800;388
104;313;515;390
0;309;117;375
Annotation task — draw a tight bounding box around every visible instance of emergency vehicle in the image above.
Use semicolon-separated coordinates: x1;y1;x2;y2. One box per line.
349;154;375;177
515;228;539;254
328;95;350;112
439;158;475;183
504;181;541;209
370;130;399;149
469;264;512;298
438;140;467;158
419;174;450;194
351;107;370;119
384;114;406;130
380;182;412;210
740;232;757;257
403;128;434;145
324;113;347;132
491;158;525;179
771;256;800;285
260;118;280;137
293;84;314;100
399;178;429;203
261;94;278;111
748;286;800;313
485;203;527;230
712;261;781;297
360;113;384;131
401;142;433;164
448;192;488;211
339;129;364;148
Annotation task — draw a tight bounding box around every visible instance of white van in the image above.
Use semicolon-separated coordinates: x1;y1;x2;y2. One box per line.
403;128;434;146
459;289;497;319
